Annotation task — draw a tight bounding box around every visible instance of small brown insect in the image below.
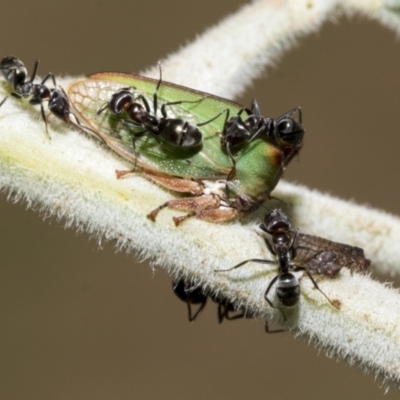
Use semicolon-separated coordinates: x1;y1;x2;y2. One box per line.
259;210;371;278
294;233;371;278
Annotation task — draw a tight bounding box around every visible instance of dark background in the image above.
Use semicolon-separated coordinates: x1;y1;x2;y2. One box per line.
1;1;399;399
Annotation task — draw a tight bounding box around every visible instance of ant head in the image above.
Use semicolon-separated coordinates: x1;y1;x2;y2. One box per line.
262;209;292;234
109;88;134;114
0;56;27;88
276;118;304;145
273;108;304;160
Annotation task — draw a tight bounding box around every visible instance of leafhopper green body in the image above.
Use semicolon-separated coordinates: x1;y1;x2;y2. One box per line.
68;72;302;224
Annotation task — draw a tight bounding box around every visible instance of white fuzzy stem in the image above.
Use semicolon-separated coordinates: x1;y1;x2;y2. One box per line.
143;0;338;97
1;0;400;387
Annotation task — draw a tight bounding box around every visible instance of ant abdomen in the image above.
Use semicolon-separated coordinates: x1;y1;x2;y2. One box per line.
275;273;300;307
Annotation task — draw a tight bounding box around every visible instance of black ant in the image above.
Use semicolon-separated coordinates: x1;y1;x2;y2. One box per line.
264;210;371;278
216;209;337;321
96;64;222;152
0;56;79;138
173;279;285;333
173;279;246;323
215;100;304;179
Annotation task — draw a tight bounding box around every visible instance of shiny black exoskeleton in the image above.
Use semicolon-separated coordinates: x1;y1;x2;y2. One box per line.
173;279;245;323
259;210;303;310
0;56;76;136
220;100;304;170
217;209;333;320
97;66;220;151
0;56;38;103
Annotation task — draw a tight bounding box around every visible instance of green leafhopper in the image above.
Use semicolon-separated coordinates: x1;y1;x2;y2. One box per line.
68;71;304;224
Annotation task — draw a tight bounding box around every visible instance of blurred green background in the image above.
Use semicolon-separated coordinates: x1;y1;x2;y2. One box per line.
0;1;399;399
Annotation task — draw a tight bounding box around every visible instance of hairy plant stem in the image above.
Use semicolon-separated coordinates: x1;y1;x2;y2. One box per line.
1;0;400;387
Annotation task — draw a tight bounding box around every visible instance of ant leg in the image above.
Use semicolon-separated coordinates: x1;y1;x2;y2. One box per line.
121;118;144;129
216;109;236;180
173;280;208;322
29;59;40;83
96;102;109;117
263;237;276;256
264;321;284;334
217;302;227;323
226;167;236;182
132;94;151;113
187;297;207;322
197;107;230;128
226;166;236;181
276;107;302;123
155;63;162;92
10;93;22;100
160;98;206;119
264;275;287;321
122;118;162;144
152;63;163;116
248;127;264;143
237;107;252;117
40;102;51;139
297;107;302;124
215;258;275;273
295;266;339;309
235;99;259;118
0;95;9;108
226;142;235;165
267;196;288;208
224;309;245;321
129;129;154;167
288;229;299;253
225;142;237;181
279;142;300;170
41;72;56;87
218;301;245;323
